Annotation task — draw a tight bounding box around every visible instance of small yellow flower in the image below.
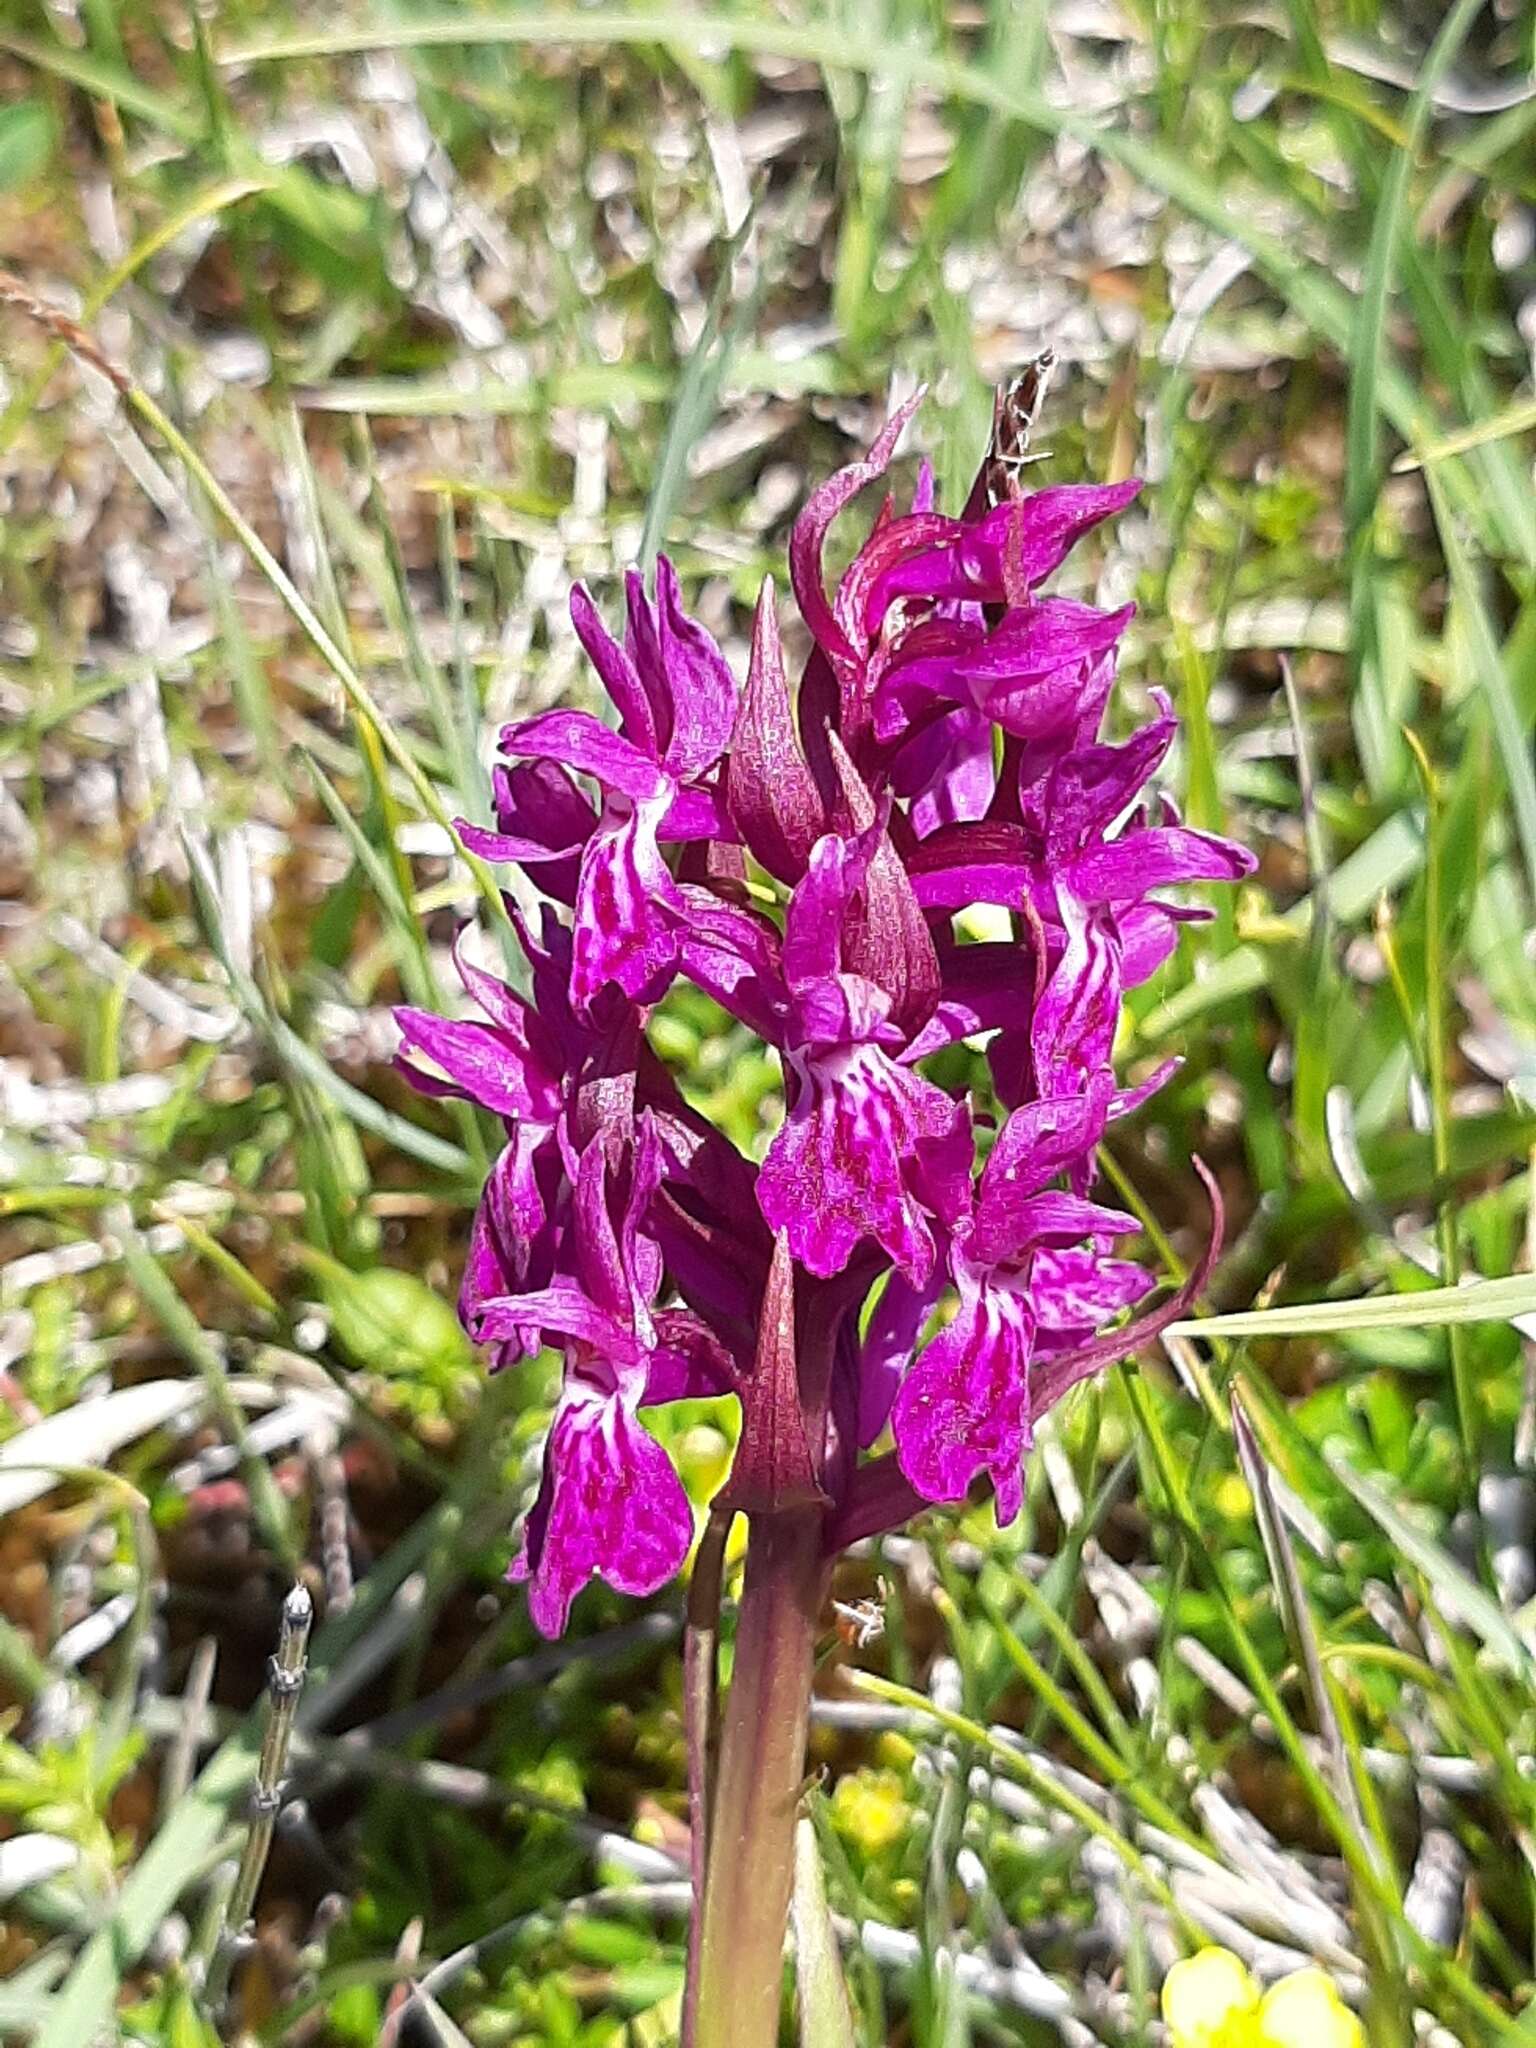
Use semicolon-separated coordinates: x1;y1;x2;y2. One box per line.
1162;1949;1261;2046
830;1768;909;1855
1255;1968;1364;2048
1162;1950;1363;2048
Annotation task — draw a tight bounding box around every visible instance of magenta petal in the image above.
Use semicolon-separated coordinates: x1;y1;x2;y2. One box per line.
567;1132;633;1326
571;583;659;755
494;758;599;844
460;757;595;882
976;1075;1113;1222
1032;1248;1154;1335
909;868;1029;915
790;392;925;671
865;479;1142;618
619;571;677;752
957;598;1134;684
892;707;997;838
891;1277;1034;1524
617;1115;666;1312
652;556;738;779
1118;901;1185;986
857;1268;941;1449
975;1189;1137;1264
394;1010;548;1120
792;972;901;1052
456;818;583;876
757;1042;966;1281
1069;825;1257;903
512;1384;694;1636
501;708;668;804
459;1129;555;1366
570;792;685;1009
905;819;1036;915
783;830;870;989
457;761;596;902
644;1307;738;1403
474;1281;639;1362
514;903;597;1071
661;784;737;843
878;604;1132;744
1044;712;1175;858
677;887;787;1040
983;664;1116;745
450;932;532;1042
1031;899;1122;1099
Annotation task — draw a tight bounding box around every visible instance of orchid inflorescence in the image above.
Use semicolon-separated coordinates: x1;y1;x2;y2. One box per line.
396;392;1254;1637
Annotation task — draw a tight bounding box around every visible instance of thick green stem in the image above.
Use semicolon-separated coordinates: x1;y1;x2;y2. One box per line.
690;1506;828;2048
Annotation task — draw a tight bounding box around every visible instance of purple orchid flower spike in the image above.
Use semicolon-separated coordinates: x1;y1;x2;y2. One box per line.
391;386;1256;2044
477;1119;733;1635
395;389;1251;1606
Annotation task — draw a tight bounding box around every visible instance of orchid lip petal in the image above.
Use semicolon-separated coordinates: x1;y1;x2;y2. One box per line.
890;1277;1034;1524
756;1039;968;1283
513;1383;694;1637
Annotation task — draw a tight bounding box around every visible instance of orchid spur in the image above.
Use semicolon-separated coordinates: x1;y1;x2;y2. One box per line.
396;387;1254;2045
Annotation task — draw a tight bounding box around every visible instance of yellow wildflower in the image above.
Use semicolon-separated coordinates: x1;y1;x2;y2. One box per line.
1256;1968;1365;2047
1162;1949;1260;2046
1162;1949;1363;2048
830;1768;909;1855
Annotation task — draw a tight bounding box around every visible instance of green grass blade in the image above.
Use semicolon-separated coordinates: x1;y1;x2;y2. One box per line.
1167;1270;1536;1341
1326;1455;1534;1680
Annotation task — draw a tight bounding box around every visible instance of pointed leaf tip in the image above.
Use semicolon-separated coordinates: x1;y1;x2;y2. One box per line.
725;579;826;884
721;1233;828;1516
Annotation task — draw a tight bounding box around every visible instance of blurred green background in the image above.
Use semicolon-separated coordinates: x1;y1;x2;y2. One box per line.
2;1;1536;2042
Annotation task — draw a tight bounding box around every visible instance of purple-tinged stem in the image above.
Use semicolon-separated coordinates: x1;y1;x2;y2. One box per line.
690;1505;829;2048
681;1509;732;2048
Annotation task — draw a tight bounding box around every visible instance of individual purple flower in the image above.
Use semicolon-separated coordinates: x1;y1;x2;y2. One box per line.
889;1077;1137;1520
479;559;738;1011
394;928;575;1357
904;700;1253;936
787;391;1142;752
477;1119;733;1635
756;825;970;1283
